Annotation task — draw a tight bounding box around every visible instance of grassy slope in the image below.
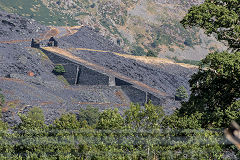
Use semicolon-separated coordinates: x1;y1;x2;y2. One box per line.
0;0;222;62
0;0;77;25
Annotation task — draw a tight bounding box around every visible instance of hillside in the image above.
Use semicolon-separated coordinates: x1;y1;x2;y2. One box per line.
0;10;196;124
0;0;226;61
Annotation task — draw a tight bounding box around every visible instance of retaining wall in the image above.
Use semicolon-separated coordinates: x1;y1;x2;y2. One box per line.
121;85;163;106
78;66;109;85
42;49;109;85
41;49;164;106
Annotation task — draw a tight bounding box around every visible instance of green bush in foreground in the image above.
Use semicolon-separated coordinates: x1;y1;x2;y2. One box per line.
0;103;227;159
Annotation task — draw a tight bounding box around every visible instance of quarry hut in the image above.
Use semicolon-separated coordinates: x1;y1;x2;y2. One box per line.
48;37;58;47
31;38;40;48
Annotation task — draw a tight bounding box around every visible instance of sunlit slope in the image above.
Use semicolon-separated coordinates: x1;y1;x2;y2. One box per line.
0;0;225;61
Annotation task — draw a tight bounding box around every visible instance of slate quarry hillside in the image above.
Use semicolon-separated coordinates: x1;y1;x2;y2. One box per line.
0;10;196;125
0;0;225;61
0;10;49;78
59;27;195;97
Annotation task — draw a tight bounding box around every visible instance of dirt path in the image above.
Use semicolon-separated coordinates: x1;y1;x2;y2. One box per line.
42;47;167;97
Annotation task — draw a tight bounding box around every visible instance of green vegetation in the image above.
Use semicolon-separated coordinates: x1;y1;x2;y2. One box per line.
0;103;226;159
184;37;194;47
179;51;240;128
131;45;147;56
167;56;200;66
179;0;240;129
78;105;100;126
57;75;69;86
150;22;200;50
146;50;158;57
175;86;188;101
181;0;240;52
169;47;175;52
0;89;4;107
0;0;78;26
53;64;65;75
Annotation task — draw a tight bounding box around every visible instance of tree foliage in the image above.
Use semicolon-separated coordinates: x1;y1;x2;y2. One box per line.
175;85;188;101
181;0;240;51
78;105;100;126
0;103;228;159
179;52;240;128
179;0;240;129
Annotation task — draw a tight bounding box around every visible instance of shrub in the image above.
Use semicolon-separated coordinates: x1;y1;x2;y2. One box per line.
53;65;65;75
175;86;188;101
0;89;4;107
131;46;146;56
184;38;193;47
90;3;95;8
146;50;158;57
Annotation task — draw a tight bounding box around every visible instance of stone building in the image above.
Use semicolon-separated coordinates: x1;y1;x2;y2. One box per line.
48;37;58;47
31;39;40;48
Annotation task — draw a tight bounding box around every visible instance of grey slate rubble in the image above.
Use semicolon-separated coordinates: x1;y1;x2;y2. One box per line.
0;10;47;41
0;10;196;124
0;78;129;125
59;26;195;99
59;26;126;53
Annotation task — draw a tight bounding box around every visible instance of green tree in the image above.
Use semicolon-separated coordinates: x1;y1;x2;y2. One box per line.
179;52;240;128
14;107;49;159
50;113;82;158
179;0;240;128
78;105;100;126
124;102;165;159
53;113;80;131
53;64;65;75
181;0;240;51
96;108;124;130
17;107;46;130
175;85;188;101
177;0;240;156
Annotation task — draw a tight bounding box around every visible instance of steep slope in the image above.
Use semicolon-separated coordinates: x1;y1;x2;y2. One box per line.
0;0;225;61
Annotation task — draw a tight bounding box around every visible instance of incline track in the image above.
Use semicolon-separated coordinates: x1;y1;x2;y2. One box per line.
42;47;167;98
0;25;177;99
